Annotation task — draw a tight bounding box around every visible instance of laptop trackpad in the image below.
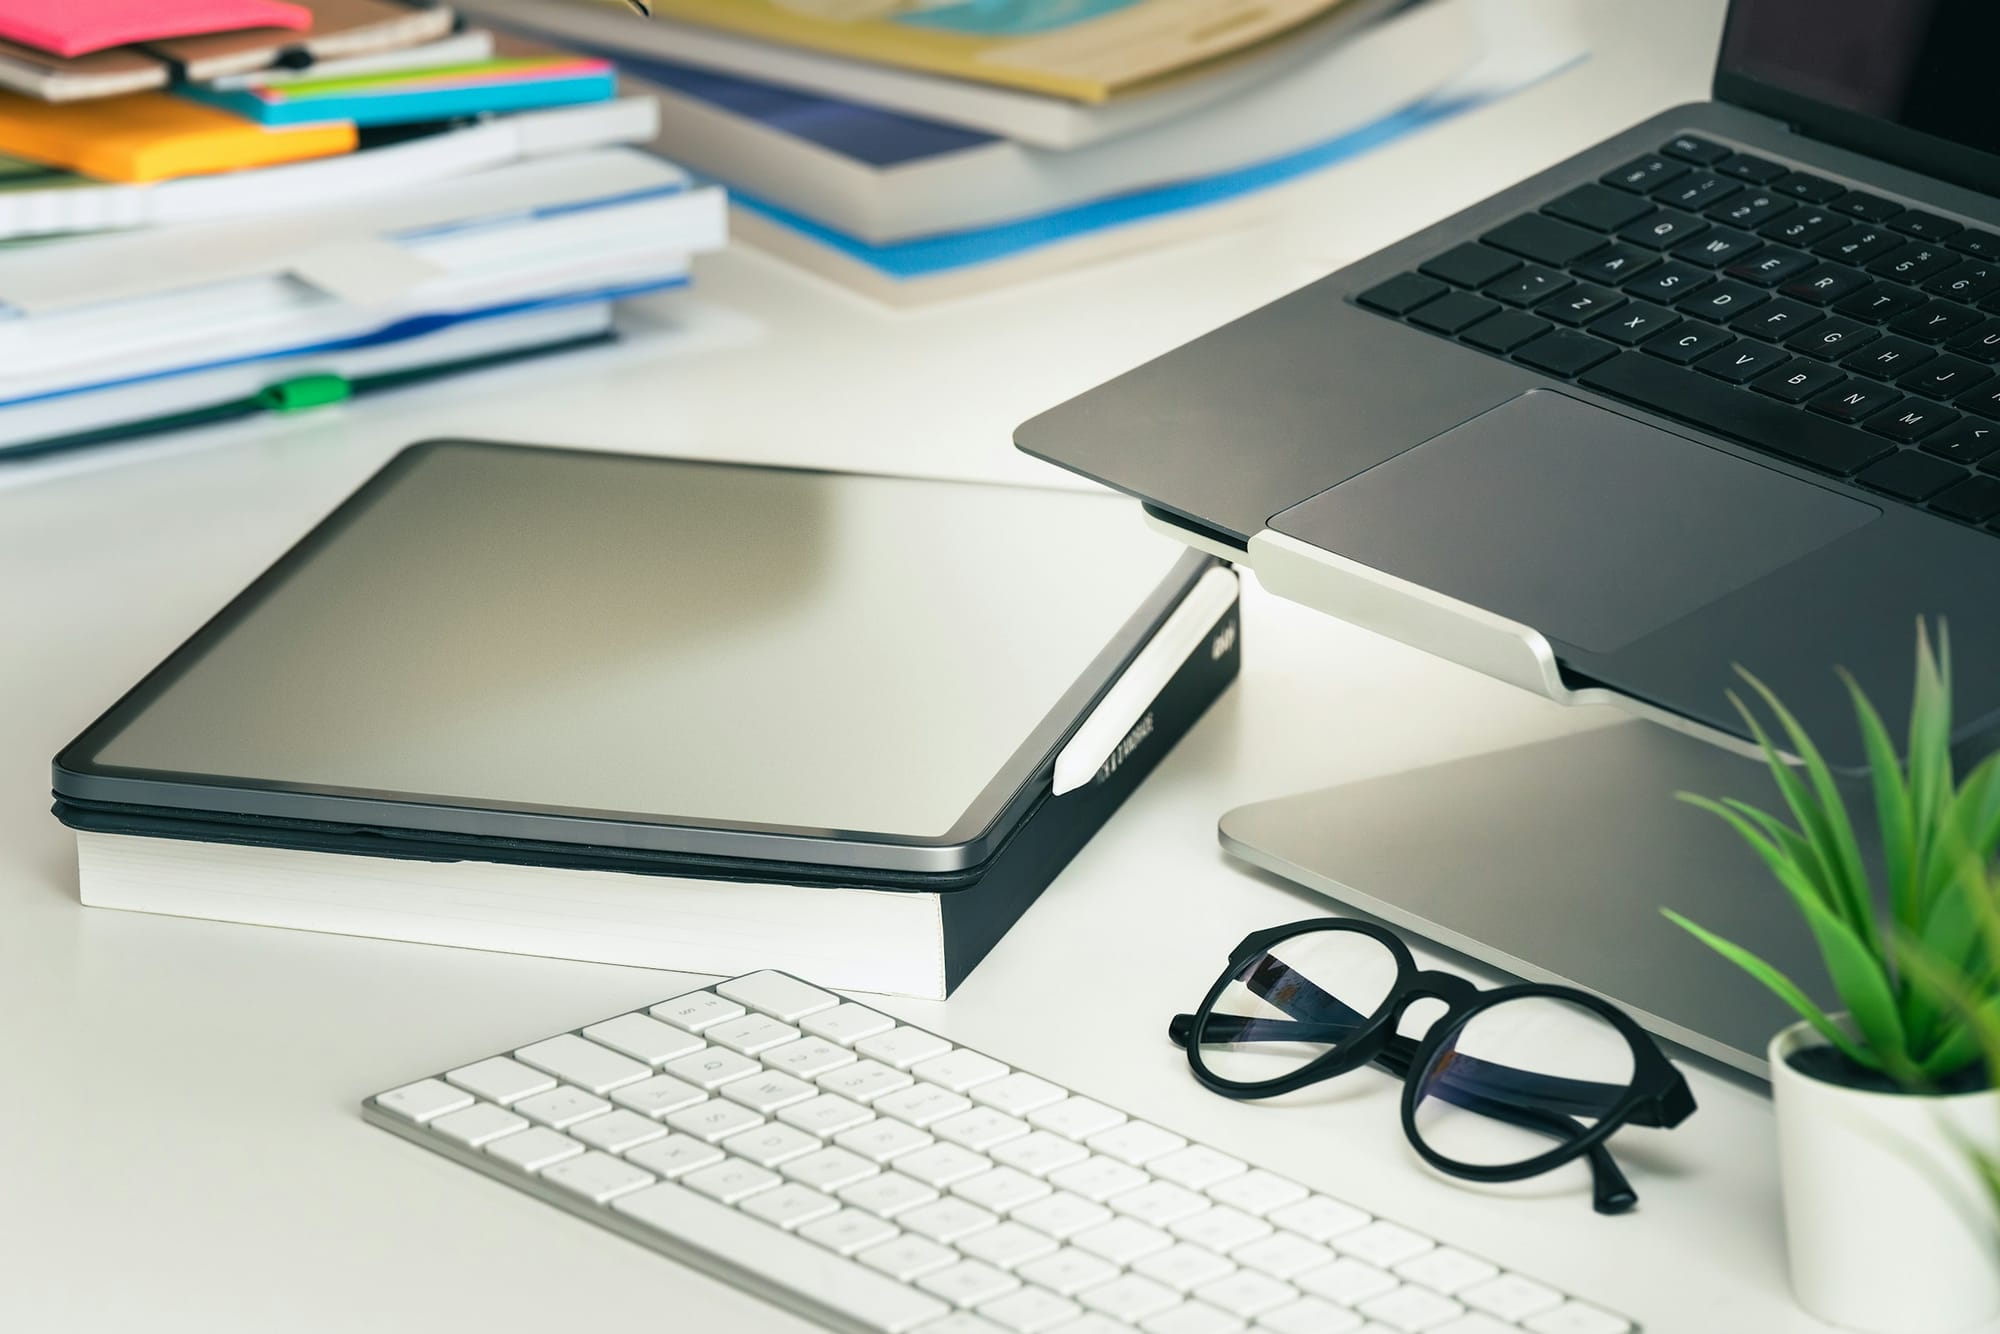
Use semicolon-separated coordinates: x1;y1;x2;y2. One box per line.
1267;389;1878;653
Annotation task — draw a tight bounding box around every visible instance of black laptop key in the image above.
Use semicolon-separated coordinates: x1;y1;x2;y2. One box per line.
1708;191;1794;230
1926;261;2000;303
1572;241;1659;285
1653;172;1740;212
1810;380;1901;423
1730;296;1822;341
1932;475;2000;522
1409;291;1501;334
1923;421;2000;466
1642;321;1734;365
1842;335;1936;378
1624;260;1712;303
1619;208;1708;250
1787;316;1877;360
1603;155;1688;193
1872;243;1959;282
1950;229;2000;259
1512;329;1618;377
1958;381;2000;420
1815;225;1904;265
1761;209;1846;247
1752;358;1847;403
1866;399;1959;442
1579;352;1889;474
1716;152;1783;183
1727;246;1813;286
1831;191;1902;224
1484;264;1572;307
1358;273;1448;315
1782;264;1870;305
1894;210;1963;241
1946;319;2000;363
1835;281;1926;323
1534;282;1625;326
1484;214;1604;267
1854;449;1965;500
1661;134;1728;165
1771;171;1842;203
1543;184;1653;232
1674;226;1760;268
1420;243;1520;289
1694;339;1787;384
1587;300;1677;345
1675;279;1765;322
1891;299;1983;342
1460;309;1552;353
1899;354;1992;399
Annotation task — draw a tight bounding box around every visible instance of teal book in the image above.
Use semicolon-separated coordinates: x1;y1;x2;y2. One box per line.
185;54;616;128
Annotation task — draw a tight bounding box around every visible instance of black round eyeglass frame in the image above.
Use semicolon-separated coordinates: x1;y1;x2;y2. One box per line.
1168;918;1697;1215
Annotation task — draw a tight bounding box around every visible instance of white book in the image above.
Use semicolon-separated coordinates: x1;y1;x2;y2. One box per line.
464;0;1402;149
645;0;1475;244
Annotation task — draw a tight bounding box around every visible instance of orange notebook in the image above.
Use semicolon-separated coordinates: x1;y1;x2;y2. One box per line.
0;90;353;182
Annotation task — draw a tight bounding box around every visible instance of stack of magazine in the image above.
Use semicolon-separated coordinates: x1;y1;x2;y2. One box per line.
0;0;726;461
466;0;1584;304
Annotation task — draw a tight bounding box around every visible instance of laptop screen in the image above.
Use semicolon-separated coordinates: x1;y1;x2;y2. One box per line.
1718;0;2000;195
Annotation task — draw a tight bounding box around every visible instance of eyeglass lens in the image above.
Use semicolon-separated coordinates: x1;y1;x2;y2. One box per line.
1196;929;1401;1084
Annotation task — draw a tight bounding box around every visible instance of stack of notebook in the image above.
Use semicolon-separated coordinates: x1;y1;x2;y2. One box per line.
0;0;725;459
464;0;1584;304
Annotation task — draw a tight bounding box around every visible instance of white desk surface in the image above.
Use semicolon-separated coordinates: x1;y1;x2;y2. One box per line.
2;2;1953;1330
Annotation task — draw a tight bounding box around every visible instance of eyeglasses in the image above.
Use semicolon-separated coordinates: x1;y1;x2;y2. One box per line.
1169;918;1696;1214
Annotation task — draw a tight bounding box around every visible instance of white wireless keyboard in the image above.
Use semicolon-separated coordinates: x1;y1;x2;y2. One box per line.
365;971;1635;1334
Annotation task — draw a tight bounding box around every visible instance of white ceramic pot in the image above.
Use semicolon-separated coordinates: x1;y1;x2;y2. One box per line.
1770;1022;2000;1333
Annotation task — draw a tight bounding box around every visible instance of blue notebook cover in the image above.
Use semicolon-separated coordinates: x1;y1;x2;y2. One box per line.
186;68;617;128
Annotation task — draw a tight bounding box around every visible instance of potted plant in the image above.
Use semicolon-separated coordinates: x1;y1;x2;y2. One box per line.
1667;624;2000;1334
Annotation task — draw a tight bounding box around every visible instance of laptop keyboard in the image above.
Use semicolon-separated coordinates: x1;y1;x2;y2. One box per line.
1356;133;2000;534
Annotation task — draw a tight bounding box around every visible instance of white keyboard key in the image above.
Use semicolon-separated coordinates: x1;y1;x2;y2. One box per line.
707;1013;801;1056
1073;1217;1174;1265
1428;1318;1517;1334
803;1002;898;1047
1055;1318;1148;1334
1150;1145;1247;1191
543;1151;656;1204
1258;1296;1364;1333
957;1221;1059;1270
970;1073;1068;1118
721;1121;821;1168
1080;1274;1181;1322
1015;1247;1119;1297
718;971;840;1021
799;1207;899;1256
1332;1223;1433;1269
1026;1096;1126;1141
570;1108;668;1154
445;1056;554;1106
662;1046;760;1091
990;1131;1091;1178
766;1037;859;1080
610;1074;708;1119
857;1026;956;1071
877;1084;975;1128
613;1180;952;1331
1394;1250;1499;1297
912;1049;1011;1093
933;1107;1032;1153
916;1318;1009;1334
1295;1260;1400;1306
1171;1206;1273;1253
484;1126;584;1172
842;1172;940;1218
375;1078;473;1125
1088;1121;1187;1167
1523;1302;1632;1334
901;1197;1001;1244
1110;1180;1212;1228
838;1117;934;1164
1133;1243;1236;1293
1011;1192;1112;1241
858;1234;961;1282
781;1093;876;1137
1192;1269;1298;1318
784;1146;882;1192
978;1284;1079;1332
430;1102;528;1148
721;1069;820;1114
920;1259;1020;1308
1048;1155;1149;1203
1457;1274;1564;1323
1357;1285;1463;1332
515;1035;650;1094
1204;1170;1309;1218
742;1183;842;1230
682;1158;781;1204
650;990;745;1033
624;1133;723;1179
665;1099;764;1143
898;1143;993;1189
1269;1197;1371;1244
1142;1303;1247;1334
952;1167;1051;1214
1232;1233;1335;1281
514;1086;612;1129
821;1059;917;1105
581;1013;706;1066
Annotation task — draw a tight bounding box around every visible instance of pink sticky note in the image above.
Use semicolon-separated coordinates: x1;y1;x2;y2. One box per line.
0;0;311;58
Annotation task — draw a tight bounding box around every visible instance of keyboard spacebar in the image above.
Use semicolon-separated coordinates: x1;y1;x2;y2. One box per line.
1579;352;1889;476
612;1181;951;1332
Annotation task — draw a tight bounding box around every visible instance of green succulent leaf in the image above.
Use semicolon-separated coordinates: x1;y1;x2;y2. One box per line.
1664;909;1874;1069
1841;666;1917;931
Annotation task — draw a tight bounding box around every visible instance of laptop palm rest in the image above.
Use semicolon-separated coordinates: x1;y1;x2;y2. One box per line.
1268;389;1877;653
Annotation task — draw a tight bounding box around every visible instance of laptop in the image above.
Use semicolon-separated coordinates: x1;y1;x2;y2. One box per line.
1016;0;2000;770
